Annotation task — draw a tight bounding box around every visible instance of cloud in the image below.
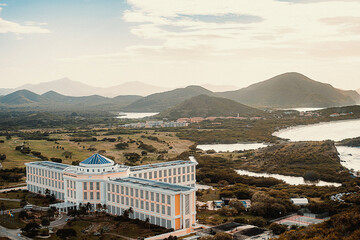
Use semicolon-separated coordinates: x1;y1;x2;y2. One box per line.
0;6;49;34
121;0;360;59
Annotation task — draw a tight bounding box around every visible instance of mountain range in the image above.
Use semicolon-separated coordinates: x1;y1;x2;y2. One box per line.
0;78;169;97
0;72;359;112
219;72;360;108
155;95;266;119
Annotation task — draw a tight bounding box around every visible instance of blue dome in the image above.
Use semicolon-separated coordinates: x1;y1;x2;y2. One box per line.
80;154;113;165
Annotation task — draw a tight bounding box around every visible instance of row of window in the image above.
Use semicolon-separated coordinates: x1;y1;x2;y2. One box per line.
83;182;100;191
108;194;172;216
108;183;171;204
84;191;100;200
28;175;63;189
27;184;64;200
133;165;195;179
27;167;63;180
107;205;172;229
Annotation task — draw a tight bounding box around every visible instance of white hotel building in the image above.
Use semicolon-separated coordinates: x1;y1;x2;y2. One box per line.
25;154;197;232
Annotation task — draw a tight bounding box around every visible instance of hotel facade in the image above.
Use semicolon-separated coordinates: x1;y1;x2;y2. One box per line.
25;154;197;231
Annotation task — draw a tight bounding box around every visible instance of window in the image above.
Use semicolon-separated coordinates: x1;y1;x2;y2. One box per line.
144;173;147;179
135;189;138;197
191;174;194;181
183;175;185;182
126;197;129;205
187;174;190;181
146;201;149;210
178;168;181;174
182;167;185;174
151;203;154;211
187;166;190;173
136;199;139;208
167;206;171;215
178;176;181;182
191;166;195;172
111;184;114;192
121;186;124;194
149;172;152;178
173;177;176;183
83;182;87;190
141;201;144;209
159;171;162;178
168;169;171;176
130;188;133;196
117;195;120;203
90;182;93;190
116;185;119;193
84;192;87;200
169;178;172;183
131;198;134;206
97;192;100;200
126;187;129;195
140;190;144;198
139;173;142;178
156;204;160;213
167;196;171;204
145;191;148;199
162;205;165;214
121;196;124;204
91;192;94;200
173;168;176;175
162;194;165;203
154;171;157;178
156;193;159;202
112;194;115;202
151;192;154;201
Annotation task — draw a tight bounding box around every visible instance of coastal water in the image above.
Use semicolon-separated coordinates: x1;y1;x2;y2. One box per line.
116;112;159;119
273;119;360;141
236;170;341;187
197;143;268;152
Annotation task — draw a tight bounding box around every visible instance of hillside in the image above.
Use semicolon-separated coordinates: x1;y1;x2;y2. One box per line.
220;72;360;108
0;90;142;111
155;95;265;119
0;90;48;105
238;140;350;183
122;85;215;112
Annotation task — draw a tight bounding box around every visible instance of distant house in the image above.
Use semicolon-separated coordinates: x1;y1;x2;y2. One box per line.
290;198;309;206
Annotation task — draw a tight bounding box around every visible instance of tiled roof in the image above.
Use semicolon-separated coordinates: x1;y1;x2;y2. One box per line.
81;154;113;165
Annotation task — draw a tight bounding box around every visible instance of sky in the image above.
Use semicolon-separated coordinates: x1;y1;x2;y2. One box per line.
0;0;360;90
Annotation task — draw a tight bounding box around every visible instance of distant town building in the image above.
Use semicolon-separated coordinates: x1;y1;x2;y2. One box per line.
290;198;309;206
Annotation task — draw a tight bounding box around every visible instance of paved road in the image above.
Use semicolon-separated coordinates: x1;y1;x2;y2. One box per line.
0;198;21;202
0;225;31;240
50;213;70;228
0;187;27;193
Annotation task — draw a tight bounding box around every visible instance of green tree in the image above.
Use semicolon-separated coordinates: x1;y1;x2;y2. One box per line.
56;228;77;239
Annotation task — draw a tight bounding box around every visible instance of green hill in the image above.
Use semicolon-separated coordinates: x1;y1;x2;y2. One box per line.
220;72;360;108
0;90;142;111
155;95;265;119
122;85;215;112
0;90;47;105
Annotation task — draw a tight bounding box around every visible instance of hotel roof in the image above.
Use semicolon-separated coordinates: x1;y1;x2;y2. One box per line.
80;154;113;165
111;177;194;193
129;160;195;172
26;161;70;171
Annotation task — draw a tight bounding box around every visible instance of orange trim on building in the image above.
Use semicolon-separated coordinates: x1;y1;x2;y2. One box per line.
175;194;180;216
175;218;181;230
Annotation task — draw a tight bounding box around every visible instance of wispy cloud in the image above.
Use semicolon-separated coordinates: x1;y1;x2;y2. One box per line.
0;6;49;34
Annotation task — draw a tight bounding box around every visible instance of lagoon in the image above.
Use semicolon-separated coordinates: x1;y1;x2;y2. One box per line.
236;169;341;187
116;112;159;119
197;143;268;152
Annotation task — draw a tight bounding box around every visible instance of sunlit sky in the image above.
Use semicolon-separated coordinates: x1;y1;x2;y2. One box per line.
1;0;360;90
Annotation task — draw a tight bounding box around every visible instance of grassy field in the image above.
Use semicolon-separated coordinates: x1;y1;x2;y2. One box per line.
0;212;26;229
0;200;21;210
0;130;193;169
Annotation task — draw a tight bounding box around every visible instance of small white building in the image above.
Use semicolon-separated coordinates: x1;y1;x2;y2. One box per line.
290;198;309;206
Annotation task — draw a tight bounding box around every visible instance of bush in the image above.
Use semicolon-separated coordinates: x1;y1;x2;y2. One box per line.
269;223;288;235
